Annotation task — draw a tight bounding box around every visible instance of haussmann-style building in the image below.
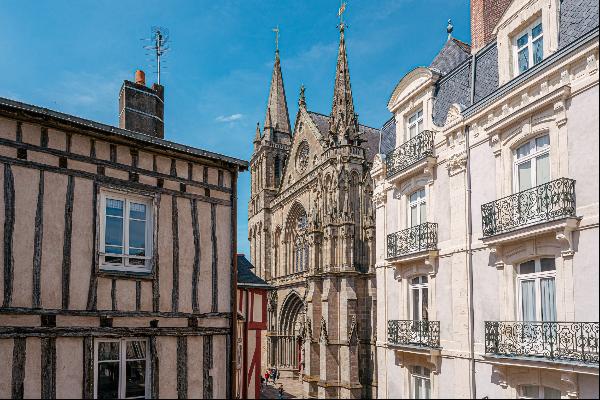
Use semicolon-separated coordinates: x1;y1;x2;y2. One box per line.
372;0;599;398
0;69;248;399
248;22;379;399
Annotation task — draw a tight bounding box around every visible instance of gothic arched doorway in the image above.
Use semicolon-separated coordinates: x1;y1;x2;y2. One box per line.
274;291;305;371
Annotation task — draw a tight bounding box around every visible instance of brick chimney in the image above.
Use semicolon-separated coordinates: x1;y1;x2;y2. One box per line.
119;70;165;138
471;0;512;53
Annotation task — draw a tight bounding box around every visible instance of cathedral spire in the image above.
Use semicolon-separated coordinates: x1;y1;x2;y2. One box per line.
263;35;291;135
328;13;359;143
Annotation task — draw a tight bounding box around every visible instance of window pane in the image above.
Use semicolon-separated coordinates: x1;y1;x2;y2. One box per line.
541;278;557;322
414;377;421;399
126;341;146;360
521;280;537;321
409;114;416;123
97;362;120;399
410;192;418;203
540;258;555;272
106;216;124;247
412;288;419;320
520;260;536;274
536;153;550;185
106;199;124;217
409;125;417;139
517;33;529;48
516;142;531;159
105;245;123;255
129;220;146;250
543;387;561;399
98;342;120;361
535;135;550;149
125;360;146;398
411;206;418;227
423;377;431;399
533;37;543;65
532;23;543;38
518;48;529;73
522;385;539;398
419;203;427;225
518;160;532;191
417;120;424;134
422;288;429;321
130;203;146;220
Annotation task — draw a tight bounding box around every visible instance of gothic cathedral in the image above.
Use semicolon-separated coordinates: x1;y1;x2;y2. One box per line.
248;24;379;399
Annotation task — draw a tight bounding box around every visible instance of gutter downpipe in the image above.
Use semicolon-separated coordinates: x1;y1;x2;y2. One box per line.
467;53;477;399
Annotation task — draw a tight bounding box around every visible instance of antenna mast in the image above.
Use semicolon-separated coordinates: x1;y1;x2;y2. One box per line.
144;27;170;85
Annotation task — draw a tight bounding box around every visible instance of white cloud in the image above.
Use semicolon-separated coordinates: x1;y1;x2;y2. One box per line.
215;113;243;122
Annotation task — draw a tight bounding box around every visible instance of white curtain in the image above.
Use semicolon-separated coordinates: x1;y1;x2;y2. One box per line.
536;153;550;186
521;280;536;321
540;278;557;322
518;160;532;191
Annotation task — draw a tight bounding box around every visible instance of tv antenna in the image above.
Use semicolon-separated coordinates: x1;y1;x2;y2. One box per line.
143;26;170;85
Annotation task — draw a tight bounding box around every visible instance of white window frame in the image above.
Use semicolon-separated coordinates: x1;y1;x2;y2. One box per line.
406;109;424;141
408;188;427;227
99;190;154;273
512;134;550;193
513;18;544;75
409;276;429;321
410;365;431;399
94;338;149;399
516;258;556;322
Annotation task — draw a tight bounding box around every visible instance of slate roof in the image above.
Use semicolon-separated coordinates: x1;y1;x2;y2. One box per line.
306;111;381;162
379;117;397;155
237;254;270;288
429;38;471;75
559;0;600;48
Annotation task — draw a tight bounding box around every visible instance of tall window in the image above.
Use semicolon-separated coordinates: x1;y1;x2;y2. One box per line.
274;155;281;186
409;189;427;227
518;385;561;399
100;191;153;273
514;134;550;192
518;258;556;322
94;338;148;399
407;109;424;139
411;366;431;399
410;276;429;321
515;20;543;74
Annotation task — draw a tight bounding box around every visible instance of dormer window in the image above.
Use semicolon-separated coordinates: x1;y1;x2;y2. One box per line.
407;109;424;140
515;19;543;75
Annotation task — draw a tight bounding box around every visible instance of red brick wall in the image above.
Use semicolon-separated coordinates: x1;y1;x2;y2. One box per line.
471;0;513;52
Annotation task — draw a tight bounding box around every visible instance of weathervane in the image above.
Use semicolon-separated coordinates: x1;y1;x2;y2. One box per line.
272;25;280;53
338;1;347;31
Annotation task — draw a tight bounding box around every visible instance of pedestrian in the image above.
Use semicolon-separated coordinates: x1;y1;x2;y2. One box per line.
276;369;280;382
264;369;270;384
271;367;277;384
278;384;284;399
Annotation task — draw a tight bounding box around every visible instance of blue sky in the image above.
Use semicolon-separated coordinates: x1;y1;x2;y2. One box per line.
0;0;469;256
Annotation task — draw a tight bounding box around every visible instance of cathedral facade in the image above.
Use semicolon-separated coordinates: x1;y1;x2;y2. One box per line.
248;24;379;399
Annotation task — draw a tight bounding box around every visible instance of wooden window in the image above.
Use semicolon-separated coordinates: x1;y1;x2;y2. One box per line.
94;338;148;399
99;190;154;273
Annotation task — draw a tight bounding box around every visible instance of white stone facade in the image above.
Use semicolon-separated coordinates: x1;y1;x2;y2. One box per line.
373;0;599;398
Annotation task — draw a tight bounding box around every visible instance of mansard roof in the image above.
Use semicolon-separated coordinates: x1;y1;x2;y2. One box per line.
379;117;397;155
264;51;291;134
307;111;380;162
429;38;471;75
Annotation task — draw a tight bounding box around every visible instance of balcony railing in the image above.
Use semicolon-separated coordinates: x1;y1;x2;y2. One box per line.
481;178;576;237
385;130;435;179
388;320;440;348
387;222;438;259
485;321;599;364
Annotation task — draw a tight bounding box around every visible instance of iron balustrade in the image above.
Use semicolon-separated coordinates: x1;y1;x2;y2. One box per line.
386;222;438;258
388;320;441;348
385;130;435;178
481;178;576;237
485;321;599;364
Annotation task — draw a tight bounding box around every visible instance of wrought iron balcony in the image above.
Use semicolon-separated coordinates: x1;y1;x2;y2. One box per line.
388;320;440;348
387;222;438;259
485;321;599;364
481;178;576;237
385;130;435;179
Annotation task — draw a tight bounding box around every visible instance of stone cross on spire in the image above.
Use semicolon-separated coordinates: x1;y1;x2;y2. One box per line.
328;5;359;144
263;30;291;135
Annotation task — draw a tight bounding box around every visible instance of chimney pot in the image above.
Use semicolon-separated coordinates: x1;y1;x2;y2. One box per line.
135;70;146;86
